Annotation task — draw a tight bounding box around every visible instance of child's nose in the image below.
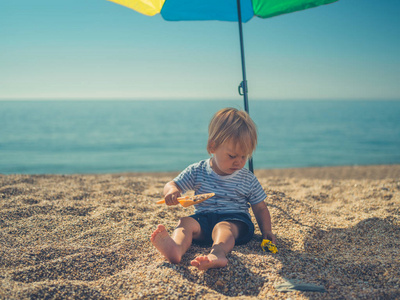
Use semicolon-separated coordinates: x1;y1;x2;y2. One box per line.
234;157;245;165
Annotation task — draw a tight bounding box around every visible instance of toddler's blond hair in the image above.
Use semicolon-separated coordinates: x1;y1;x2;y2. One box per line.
207;108;257;157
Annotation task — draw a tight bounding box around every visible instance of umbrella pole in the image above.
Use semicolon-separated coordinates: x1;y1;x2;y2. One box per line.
236;0;254;173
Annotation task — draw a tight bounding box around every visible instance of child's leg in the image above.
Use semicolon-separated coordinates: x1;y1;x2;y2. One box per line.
191;221;244;270
150;217;202;264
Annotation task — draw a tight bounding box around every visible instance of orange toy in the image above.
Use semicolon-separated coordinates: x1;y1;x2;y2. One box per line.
156;193;215;207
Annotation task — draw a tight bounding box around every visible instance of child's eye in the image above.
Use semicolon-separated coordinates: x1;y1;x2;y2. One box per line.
229;155;236;159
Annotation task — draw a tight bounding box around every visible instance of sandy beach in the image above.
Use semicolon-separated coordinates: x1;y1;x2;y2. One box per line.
1;165;399;299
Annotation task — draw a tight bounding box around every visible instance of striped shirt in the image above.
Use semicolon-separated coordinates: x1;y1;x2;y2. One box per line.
173;159;267;217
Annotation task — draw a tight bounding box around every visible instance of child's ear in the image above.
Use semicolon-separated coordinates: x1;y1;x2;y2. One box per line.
208;141;216;154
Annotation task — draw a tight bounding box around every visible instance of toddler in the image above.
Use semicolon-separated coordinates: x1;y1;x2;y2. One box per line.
151;108;276;270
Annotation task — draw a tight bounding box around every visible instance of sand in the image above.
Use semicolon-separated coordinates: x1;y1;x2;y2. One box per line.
1;165;399;299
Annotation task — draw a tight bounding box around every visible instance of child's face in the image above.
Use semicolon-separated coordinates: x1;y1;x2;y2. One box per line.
210;140;248;176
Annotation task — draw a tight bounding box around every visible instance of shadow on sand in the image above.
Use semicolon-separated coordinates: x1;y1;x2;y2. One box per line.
266;200;400;299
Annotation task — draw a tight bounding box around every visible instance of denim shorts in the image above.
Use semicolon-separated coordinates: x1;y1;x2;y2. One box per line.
189;212;255;246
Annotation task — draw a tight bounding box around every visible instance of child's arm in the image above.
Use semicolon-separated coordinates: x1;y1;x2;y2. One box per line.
251;201;276;244
163;181;182;206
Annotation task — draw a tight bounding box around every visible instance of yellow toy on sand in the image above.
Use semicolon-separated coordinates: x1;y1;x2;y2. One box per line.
261;239;278;254
156;193;215;207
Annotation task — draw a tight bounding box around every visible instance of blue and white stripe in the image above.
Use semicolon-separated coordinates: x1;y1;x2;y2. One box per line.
174;159;267;217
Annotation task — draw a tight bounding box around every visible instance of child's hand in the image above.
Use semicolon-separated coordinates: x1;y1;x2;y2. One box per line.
164;191;181;206
163;181;181;206
265;231;276;245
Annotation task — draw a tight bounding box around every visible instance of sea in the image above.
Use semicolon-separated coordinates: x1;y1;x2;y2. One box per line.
1;99;400;175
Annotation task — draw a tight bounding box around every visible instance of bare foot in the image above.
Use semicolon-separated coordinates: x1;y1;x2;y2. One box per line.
190;253;228;271
150;224;181;263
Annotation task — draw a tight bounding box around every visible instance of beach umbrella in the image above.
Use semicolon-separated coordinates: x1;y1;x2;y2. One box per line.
107;0;339;172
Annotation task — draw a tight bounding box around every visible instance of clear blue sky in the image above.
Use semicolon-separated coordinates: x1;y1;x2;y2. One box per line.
1;0;399;100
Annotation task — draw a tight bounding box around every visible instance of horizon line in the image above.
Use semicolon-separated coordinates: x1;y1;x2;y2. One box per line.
1;97;399;102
